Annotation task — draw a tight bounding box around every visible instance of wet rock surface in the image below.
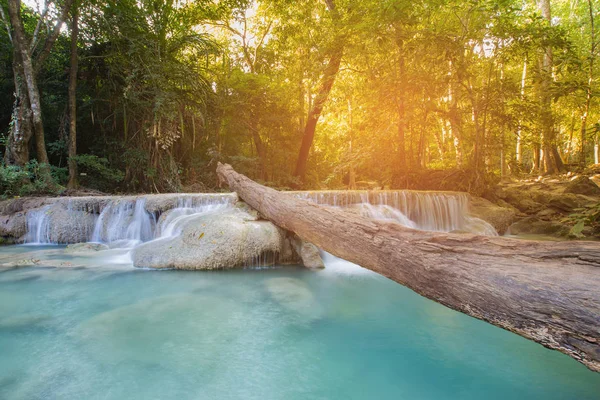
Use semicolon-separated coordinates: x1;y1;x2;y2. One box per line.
468;196;517;235
291;237;325;269
132;208;298;270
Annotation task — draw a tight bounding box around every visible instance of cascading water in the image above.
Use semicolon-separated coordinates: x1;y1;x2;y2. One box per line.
154;196;232;239
23;194;236;248
24;205;53;244
296;190;497;236
91;198;155;246
23;190;494;250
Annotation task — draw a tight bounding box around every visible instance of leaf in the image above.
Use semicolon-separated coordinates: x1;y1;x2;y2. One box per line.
569;221;585;238
198;232;205;239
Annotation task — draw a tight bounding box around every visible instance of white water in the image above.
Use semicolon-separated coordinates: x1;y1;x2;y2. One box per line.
24;205;53;244
24;195;235;246
91;198;155;246
155;196;232;239
297;191;497;235
24;190;496;247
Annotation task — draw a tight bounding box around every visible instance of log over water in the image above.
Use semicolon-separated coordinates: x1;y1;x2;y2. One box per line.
216;162;600;372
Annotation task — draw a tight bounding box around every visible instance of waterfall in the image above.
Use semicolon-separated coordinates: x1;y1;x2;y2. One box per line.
24;205;53;244
90;195;235;246
22;194;236;247
155;196;232;239
22;190;496;248
91;198;155;245
295;190;497;236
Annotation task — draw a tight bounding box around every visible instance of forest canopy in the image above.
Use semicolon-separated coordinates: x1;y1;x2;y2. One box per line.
0;0;598;195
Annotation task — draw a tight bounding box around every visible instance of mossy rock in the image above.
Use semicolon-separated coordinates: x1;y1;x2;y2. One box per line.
507;216;571;238
565;176;600;196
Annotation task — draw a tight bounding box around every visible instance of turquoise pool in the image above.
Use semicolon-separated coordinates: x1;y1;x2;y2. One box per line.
0;246;599;399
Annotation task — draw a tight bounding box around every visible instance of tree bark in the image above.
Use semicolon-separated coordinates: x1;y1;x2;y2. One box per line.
67;3;79;189
4;48;33;167
217;162;600;372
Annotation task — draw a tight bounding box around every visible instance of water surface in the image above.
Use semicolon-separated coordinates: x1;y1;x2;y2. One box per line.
0;246;599;400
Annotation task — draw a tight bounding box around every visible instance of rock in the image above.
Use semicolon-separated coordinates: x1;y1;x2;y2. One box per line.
507;216;571;238
0;197;53;215
565;176;600;196
0;212;26;240
501;188;543;214
291;238;325;269
132;209;298;270
531;190;552;205
30;203;97;243
547;194;584;213
536;208;561;219
234;201;259;219
64;242;109;254
468;196;517;235
265;277;322;321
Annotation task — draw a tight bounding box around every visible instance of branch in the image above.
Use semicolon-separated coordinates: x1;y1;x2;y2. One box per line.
252;19;272;70
29;0;50;53
0;4;12;43
34;0;74;73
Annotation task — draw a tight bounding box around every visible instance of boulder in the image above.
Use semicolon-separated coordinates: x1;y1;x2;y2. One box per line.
547;193;584;213
565;176;600;196
132;208;298;270
0;212;26;240
506;216;571;238
291;237;325;269
468;196;517;235
501;188;543;213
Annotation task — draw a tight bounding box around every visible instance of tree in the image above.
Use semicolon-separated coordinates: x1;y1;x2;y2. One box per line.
293;0;344;183
579;0;597;165
67;0;77;188
2;0;73;179
537;0;564;174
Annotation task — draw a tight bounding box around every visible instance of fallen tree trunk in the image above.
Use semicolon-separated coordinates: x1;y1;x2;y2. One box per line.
216;162;600;372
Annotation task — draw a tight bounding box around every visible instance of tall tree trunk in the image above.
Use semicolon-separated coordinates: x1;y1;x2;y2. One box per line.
67;3;79;189
537;0;564;174
294;46;343;182
448;61;463;167
249;119;267;181
4;49;32;167
580;0;596;166
516;60;527;165
217;163;600;372
394;32;407;177
347;98;356;189
293;0;343;183
7;0;51;181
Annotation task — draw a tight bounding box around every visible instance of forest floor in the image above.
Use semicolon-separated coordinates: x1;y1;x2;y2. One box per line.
485;167;600;239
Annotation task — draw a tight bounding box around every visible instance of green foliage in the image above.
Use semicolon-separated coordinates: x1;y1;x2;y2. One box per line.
565;203;600;238
0;164;29;197
72;154;124;192
0;0;598;194
0;160;65;197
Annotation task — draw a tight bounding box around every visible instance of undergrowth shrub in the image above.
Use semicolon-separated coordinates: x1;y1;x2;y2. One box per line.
73;154;124;192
